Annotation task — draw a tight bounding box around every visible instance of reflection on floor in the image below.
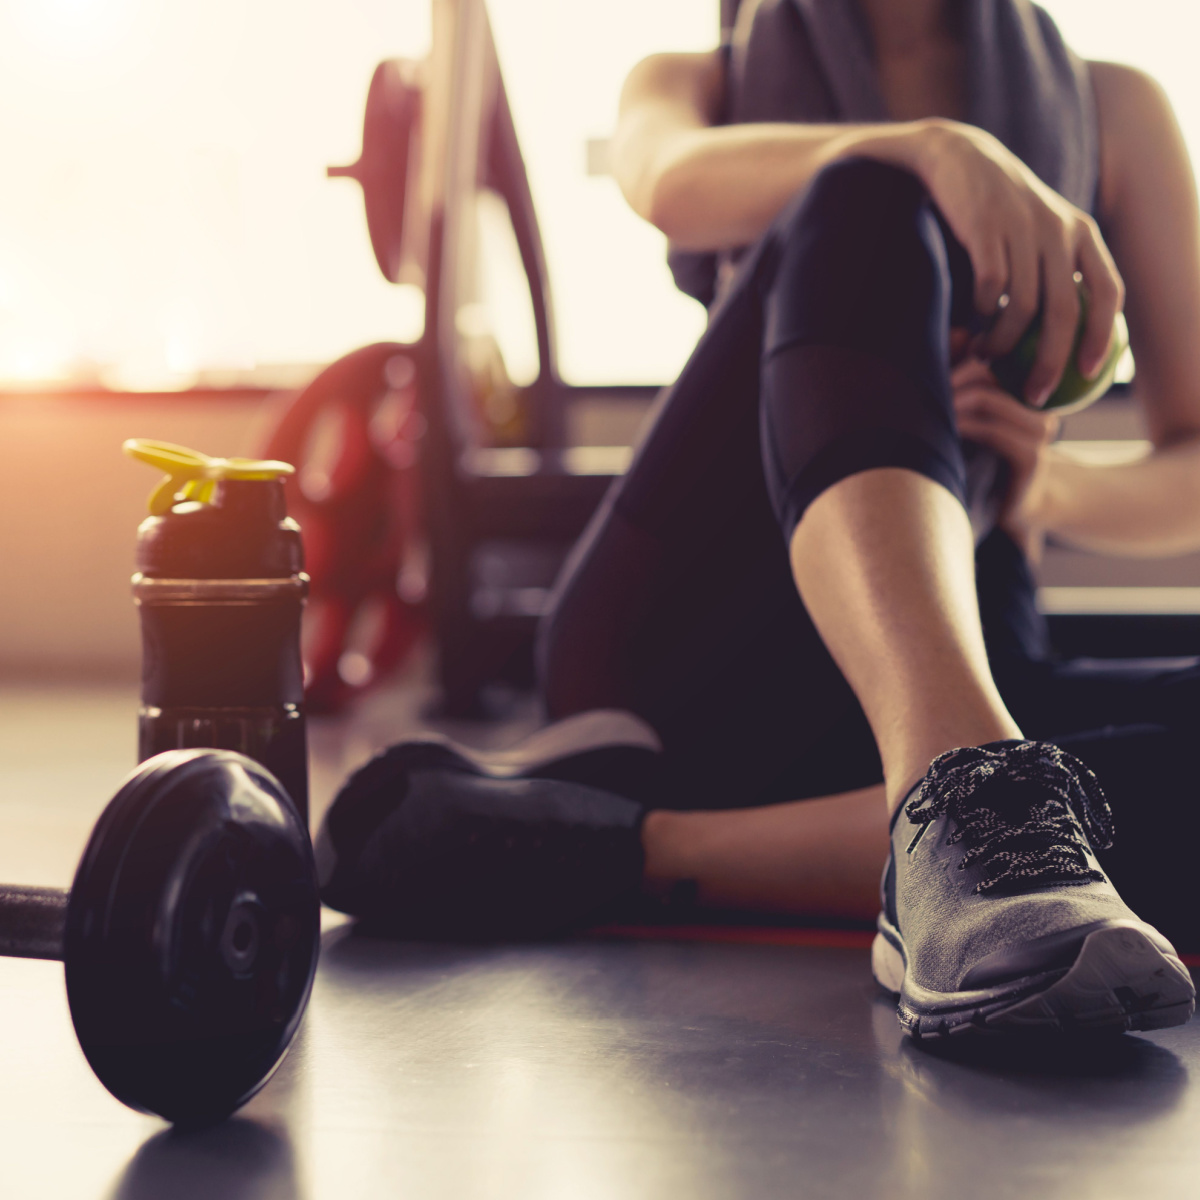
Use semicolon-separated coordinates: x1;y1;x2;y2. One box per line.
1;679;1198;1199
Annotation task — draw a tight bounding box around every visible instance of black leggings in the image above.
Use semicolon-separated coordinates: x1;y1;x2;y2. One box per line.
537;159;1200;945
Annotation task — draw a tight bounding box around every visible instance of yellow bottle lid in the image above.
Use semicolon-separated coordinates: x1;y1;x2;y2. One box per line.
124;439;295;515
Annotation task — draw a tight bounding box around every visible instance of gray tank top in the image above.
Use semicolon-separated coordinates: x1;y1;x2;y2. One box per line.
670;0;1100;305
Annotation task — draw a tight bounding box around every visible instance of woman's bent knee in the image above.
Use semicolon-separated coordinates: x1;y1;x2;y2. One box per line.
757;159;971;537
764;158;951;369
784;157;928;236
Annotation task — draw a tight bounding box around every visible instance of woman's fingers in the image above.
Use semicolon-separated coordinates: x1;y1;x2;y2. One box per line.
970;233;1011;319
925;128;1123;396
954;414;1036;463
954;407;1050;476
980;220;1039;358
956;189;1119;404
949;355;996;387
948;326;974;363
954;385;1059;466
1023;235;1080;406
954;383;1059;541
1075;228;1125;378
954;384;1059;441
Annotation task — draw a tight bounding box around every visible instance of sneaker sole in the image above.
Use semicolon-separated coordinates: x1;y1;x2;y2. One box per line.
380;711;662;780
873;918;1196;1038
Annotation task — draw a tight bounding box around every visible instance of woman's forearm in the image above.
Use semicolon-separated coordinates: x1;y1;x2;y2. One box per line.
1041;438;1200;557
615;118;937;251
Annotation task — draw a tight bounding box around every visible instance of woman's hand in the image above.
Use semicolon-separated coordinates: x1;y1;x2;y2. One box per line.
913;119;1125;408
952;357;1061;554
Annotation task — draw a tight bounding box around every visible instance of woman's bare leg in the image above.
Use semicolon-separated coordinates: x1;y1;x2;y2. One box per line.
642;787;889;921
789;468;1022;812
639;466;1019;920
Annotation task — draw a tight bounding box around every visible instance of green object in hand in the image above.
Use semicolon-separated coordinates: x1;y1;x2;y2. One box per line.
990;280;1130;415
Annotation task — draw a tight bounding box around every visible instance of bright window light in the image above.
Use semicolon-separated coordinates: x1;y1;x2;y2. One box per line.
1042;0;1200;176
1;1;1198;390
487;0;717;386
0;0;431;390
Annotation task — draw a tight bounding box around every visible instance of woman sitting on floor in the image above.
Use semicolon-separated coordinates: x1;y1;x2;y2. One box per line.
316;0;1200;1039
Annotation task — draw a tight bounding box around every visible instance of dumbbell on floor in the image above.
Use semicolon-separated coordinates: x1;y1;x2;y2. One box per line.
2;748;320;1126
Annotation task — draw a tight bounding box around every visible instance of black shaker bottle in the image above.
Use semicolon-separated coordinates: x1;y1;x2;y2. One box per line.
125;439;310;823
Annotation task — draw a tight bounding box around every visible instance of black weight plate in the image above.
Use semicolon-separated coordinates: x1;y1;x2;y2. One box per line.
327;59;420;283
360;60;417;283
63;750;319;1125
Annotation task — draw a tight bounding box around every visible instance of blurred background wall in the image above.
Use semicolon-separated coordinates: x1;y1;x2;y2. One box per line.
0;393;271;676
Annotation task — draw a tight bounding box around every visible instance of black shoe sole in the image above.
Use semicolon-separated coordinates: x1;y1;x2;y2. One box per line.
411;710;662;778
873;917;1196;1038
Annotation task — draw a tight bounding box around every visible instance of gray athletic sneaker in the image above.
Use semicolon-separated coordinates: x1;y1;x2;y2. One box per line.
872;740;1195;1037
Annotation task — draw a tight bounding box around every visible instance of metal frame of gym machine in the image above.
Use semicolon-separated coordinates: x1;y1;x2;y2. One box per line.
410;0;657;713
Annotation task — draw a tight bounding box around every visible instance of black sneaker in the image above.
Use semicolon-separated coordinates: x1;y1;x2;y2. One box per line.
872;740;1195;1037
315;710;658;939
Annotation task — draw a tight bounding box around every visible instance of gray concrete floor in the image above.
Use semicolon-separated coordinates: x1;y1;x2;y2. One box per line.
1;678;1198;1199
